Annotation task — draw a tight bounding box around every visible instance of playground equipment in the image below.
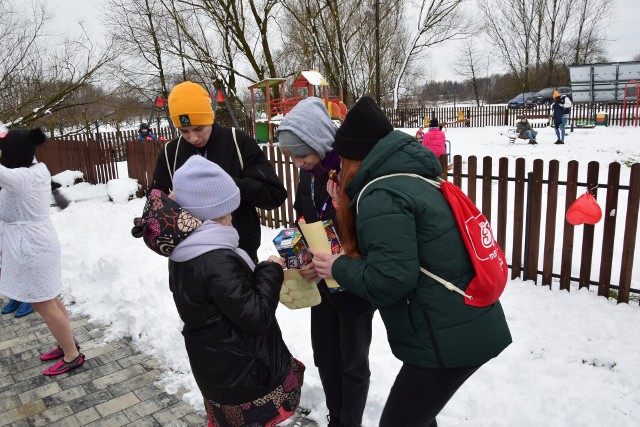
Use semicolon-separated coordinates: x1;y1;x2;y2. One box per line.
424;110;470;128
291;71;347;121
248;70;346;144
248;78;287;144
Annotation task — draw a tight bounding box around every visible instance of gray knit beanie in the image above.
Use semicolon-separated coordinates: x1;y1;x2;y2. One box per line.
173;155;240;221
276;97;335;159
277;130;316;157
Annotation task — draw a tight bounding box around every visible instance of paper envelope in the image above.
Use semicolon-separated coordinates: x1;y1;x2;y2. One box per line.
298;220;341;289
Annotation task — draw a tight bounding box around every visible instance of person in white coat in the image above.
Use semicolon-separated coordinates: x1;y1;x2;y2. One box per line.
0;127;84;376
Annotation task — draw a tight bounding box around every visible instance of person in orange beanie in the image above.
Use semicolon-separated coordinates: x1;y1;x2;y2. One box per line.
552;90;572;144
151;81;287;262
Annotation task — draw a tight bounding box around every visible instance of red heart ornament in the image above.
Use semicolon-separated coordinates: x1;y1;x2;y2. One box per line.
566;192;602;225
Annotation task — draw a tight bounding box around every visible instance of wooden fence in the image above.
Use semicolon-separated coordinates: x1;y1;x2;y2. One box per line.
383;102;637;128
35;137;639;303
34;105;639;303
36;101;635;177
254;148;639;303
38;100;636;155
439;154;640;304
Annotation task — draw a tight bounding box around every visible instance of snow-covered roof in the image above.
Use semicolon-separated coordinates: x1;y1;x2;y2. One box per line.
300;70;328;86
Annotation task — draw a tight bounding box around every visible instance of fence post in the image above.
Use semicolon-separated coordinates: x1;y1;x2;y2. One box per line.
511;158;526;279
618;163;640;303
542;160;560;287
598;162;621;298
578;162;600;289
523;171;533;280
560;161;579;291
526;161;544;283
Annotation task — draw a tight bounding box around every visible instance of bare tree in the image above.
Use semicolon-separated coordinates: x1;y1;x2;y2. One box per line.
390;0;471;108
478;0;543;91
479;0;612;90
542;0;572;85
0;0;115;132
173;0;281;84
566;0;610;64
280;0;411;105
103;0;175;101
281;0;376;103
452;40;488;106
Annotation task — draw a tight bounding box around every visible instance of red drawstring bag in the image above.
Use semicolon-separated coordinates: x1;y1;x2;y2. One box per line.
438;181;508;307
357;173;508;308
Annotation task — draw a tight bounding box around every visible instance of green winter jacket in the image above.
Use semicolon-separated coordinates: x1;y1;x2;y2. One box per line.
332;130;512;368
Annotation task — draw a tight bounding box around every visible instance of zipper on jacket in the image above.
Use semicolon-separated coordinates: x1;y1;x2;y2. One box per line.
420;305;446;370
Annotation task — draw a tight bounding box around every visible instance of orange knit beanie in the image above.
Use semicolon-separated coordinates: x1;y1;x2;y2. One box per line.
168;81;215;128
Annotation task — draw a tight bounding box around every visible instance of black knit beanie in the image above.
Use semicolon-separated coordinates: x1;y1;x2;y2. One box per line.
333;96;393;160
0;128;47;168
429;118;439;128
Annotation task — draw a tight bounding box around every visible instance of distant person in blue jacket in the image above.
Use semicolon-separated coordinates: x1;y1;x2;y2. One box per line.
552;91;572;145
138;123;158;143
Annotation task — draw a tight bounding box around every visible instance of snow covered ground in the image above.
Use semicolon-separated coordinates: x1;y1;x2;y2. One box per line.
40;124;640;426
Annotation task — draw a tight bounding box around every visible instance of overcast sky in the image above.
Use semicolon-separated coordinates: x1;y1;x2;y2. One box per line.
49;0;640;82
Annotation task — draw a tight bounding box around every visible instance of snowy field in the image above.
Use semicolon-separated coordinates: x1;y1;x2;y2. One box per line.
43;124;640;427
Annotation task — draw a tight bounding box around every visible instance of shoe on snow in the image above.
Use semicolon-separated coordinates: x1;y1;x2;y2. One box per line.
14;303;34;318
43;353;85;376
1;299;21;314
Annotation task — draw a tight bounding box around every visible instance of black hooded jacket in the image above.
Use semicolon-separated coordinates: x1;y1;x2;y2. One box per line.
151;123;287;260
169;249;291;404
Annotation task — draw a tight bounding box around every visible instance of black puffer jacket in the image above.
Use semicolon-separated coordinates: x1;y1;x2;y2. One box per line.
168;249;291;404
152;123;287;260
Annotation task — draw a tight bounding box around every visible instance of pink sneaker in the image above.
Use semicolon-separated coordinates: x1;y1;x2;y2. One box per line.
40;346;64;361
40;342;80;361
43;353;85;376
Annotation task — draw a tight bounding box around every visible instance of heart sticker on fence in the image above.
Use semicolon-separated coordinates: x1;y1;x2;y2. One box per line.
566;192;602;225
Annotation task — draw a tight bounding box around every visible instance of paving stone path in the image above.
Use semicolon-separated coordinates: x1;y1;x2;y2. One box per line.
0;299;317;427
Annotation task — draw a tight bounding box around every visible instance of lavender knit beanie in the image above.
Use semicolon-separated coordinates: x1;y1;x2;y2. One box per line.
173;155;240;221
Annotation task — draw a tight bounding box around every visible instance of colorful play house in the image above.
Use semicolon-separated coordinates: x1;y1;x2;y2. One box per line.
248;71;347;144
